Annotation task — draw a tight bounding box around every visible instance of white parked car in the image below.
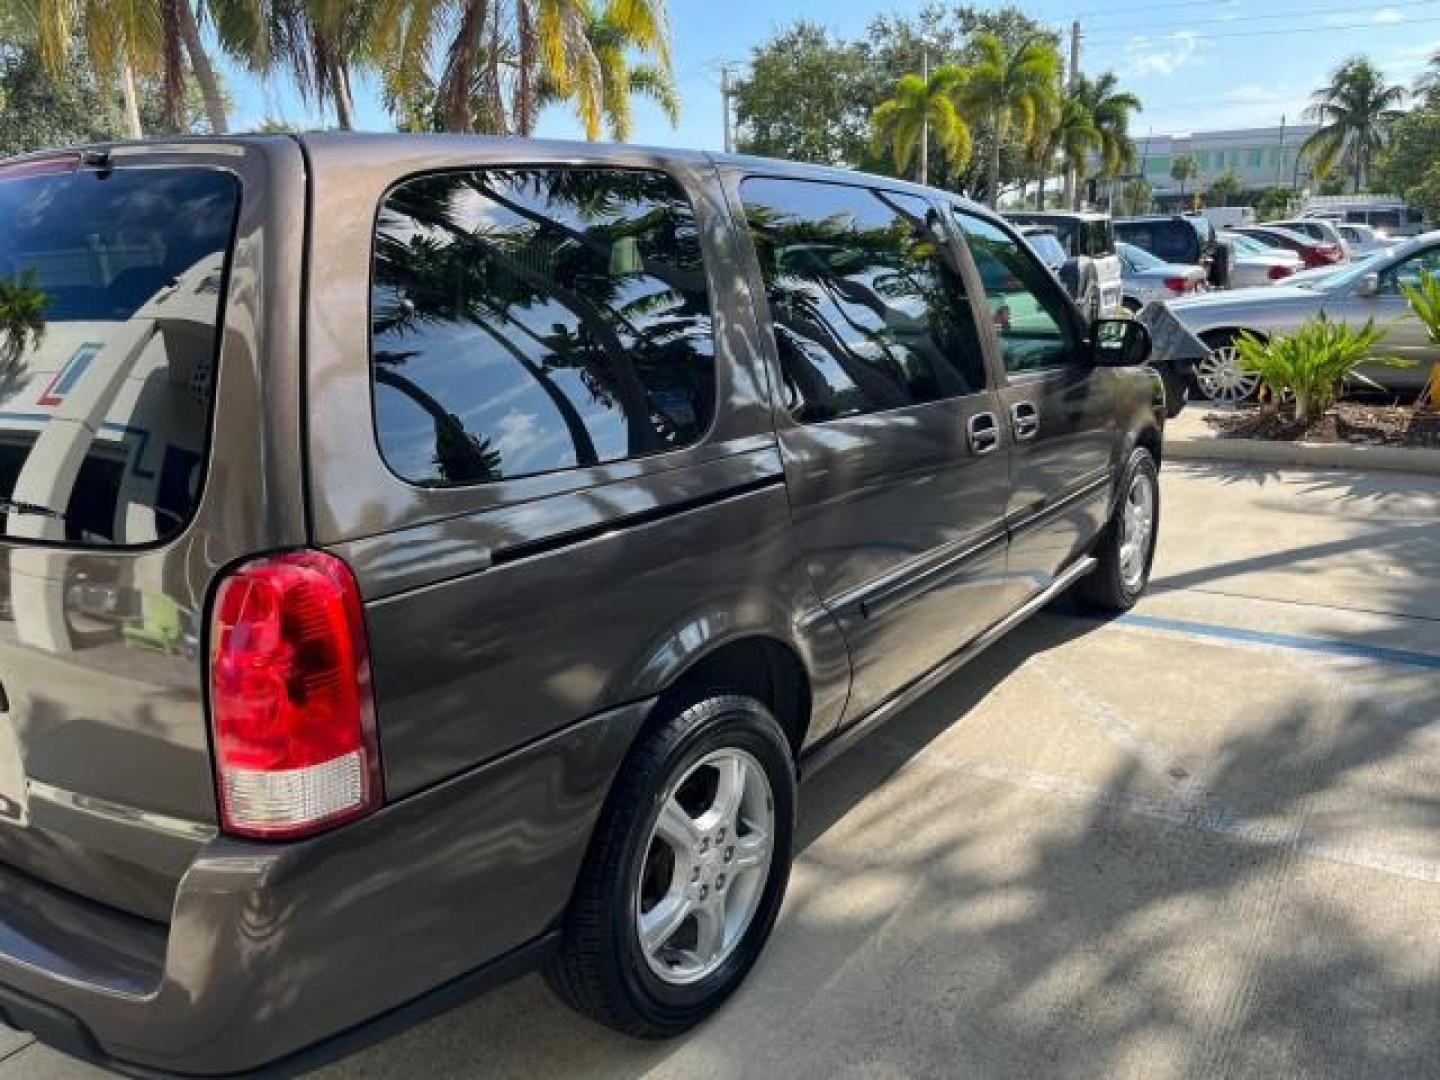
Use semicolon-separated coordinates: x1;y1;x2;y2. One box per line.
1116;242;1206;310
1002;211;1122;320
1335;222;1397;258
1219;231;1305;287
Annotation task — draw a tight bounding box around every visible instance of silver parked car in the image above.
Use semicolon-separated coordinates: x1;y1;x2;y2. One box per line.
1335;222;1398;258
1220;231;1305;287
1116;241;1206;310
1167;231;1440;403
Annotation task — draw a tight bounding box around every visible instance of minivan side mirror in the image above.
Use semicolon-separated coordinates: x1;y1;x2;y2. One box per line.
1091;318;1152;367
1354;272;1381;297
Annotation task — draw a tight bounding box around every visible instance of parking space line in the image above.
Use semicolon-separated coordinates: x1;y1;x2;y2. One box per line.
1110;613;1440;671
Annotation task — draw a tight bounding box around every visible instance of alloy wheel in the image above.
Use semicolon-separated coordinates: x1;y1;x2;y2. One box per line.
635;748;775;986
1195;343;1260;403
1118;470;1156;589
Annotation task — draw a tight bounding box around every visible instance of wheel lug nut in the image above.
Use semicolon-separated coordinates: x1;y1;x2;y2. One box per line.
699;838;710;854
691;866;700;882
725;846;734;862
717;827;726;842
699;885;708;899
716;874;726;890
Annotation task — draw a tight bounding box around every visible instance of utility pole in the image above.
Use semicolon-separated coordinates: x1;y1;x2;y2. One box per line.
919;42;930;186
720;64;734;154
1063;20;1081;209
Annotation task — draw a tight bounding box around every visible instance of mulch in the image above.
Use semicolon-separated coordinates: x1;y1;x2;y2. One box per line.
1204;402;1440;448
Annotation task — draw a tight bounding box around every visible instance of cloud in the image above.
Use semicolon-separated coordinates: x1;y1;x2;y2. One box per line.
1124;30;1206;78
1376;37;1440;79
1374;8;1405;24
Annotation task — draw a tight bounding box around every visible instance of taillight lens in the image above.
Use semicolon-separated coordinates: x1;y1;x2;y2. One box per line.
1268;263;1294;280
208;550;381;839
1163;276;1191;292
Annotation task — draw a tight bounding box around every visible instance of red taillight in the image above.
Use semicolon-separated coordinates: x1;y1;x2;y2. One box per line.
1311;243;1342;265
208;550;381;839
1268;264;1294;280
1163;276;1192;292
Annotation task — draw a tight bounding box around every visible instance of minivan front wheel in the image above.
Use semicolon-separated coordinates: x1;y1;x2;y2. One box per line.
546;693;795;1037
1077;447;1160;611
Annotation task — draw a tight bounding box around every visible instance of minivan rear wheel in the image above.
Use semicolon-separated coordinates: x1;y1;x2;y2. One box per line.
546;693;795;1037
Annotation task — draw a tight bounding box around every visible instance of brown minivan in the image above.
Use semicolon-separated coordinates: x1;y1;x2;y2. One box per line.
0;135;1164;1076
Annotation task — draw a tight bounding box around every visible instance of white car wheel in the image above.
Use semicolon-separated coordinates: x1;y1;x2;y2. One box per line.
1195;339;1261;404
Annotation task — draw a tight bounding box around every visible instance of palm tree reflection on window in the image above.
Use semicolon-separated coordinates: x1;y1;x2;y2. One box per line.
371;168;715;487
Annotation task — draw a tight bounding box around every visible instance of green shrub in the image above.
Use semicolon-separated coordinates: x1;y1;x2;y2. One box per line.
1233;316;1386;424
1399;268;1440;408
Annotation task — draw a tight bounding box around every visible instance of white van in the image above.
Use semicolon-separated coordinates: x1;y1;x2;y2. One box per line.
1002;210;1123;320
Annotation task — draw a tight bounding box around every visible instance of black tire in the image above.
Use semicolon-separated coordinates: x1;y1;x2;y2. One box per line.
1076;447;1160;612
545;692;796;1038
1159;366;1189;418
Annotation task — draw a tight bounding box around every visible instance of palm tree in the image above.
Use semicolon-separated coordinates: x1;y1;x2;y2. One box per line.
1069;71;1139;209
957;32;1061;208
1413;48;1440;100
1170;153;1197;202
217;0;376;129
870;65;971;184
1029;91;1096;210
536;3;679;141
29;0;228;135
1301;57;1406;194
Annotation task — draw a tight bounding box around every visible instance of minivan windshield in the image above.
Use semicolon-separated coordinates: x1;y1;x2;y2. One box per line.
0;163;237;547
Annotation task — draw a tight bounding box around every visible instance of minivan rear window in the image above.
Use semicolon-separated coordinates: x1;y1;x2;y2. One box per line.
0;164;239;547
370;167;716;487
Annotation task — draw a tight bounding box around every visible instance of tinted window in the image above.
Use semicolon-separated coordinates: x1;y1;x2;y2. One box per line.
1116;220;1197;264
741;177;987;423
955;210;1080;373
0;165;238;547
1380;246;1440;294
371;168;715;486
1086;219;1115;258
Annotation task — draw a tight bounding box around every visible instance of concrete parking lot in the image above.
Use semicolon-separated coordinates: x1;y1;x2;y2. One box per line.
7;460;1440;1079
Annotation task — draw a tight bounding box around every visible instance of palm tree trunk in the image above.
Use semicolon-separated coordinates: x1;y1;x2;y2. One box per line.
515;0;536;135
177;0;228;133
1062;167;1076;209
440;0;489;133
121;62;144;139
333;65;356;130
1034;167;1046;210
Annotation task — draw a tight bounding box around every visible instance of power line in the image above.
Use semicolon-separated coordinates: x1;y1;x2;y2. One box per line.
1066;0;1432;26
1083;12;1440;42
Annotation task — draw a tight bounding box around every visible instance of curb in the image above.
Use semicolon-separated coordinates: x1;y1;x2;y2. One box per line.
1166;432;1440;475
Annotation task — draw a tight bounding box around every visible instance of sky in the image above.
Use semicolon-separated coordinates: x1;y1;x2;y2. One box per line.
218;0;1440;147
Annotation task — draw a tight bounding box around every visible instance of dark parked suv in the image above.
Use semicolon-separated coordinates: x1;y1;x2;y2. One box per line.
0;135;1164;1075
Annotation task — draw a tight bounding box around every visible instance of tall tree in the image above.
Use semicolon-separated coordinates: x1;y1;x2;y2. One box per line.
870;65;970;183
1207;168;1243;206
1069;70;1139;209
1030;90;1096;210
535;1;677;141
733;21;872;166
957;31;1061;208
1170;153;1197;201
217;0;375;129
1301;57;1406;193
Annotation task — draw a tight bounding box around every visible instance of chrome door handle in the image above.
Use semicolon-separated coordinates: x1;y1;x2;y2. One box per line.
967;411;1000;455
1011;400;1040;441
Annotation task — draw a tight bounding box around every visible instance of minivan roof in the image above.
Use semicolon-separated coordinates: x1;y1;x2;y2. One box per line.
1;132;1006;229
1004;210;1111;221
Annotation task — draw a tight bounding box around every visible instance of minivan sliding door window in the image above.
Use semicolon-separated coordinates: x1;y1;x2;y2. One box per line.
370;167;717;487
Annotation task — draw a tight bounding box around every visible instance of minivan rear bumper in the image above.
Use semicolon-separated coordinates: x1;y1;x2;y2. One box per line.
0;700;648;1076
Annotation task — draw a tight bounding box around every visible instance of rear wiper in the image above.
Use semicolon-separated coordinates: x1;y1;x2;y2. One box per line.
0;498;63;520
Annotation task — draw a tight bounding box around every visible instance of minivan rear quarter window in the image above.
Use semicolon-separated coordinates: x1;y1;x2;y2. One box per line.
370;167;716;487
0;163;239;547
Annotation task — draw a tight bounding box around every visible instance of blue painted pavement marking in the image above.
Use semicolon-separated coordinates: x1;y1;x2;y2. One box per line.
1111;612;1440;672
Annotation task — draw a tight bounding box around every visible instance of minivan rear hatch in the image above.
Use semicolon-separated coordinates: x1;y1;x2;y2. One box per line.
0;147;284;925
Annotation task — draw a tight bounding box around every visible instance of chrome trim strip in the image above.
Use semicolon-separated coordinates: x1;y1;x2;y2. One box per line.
27;781;218;843
801;555;1099;778
1008;471;1111;537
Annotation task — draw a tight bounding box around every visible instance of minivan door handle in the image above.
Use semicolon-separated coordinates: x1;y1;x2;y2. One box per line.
967;411;1000;455
1011;400;1040;441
